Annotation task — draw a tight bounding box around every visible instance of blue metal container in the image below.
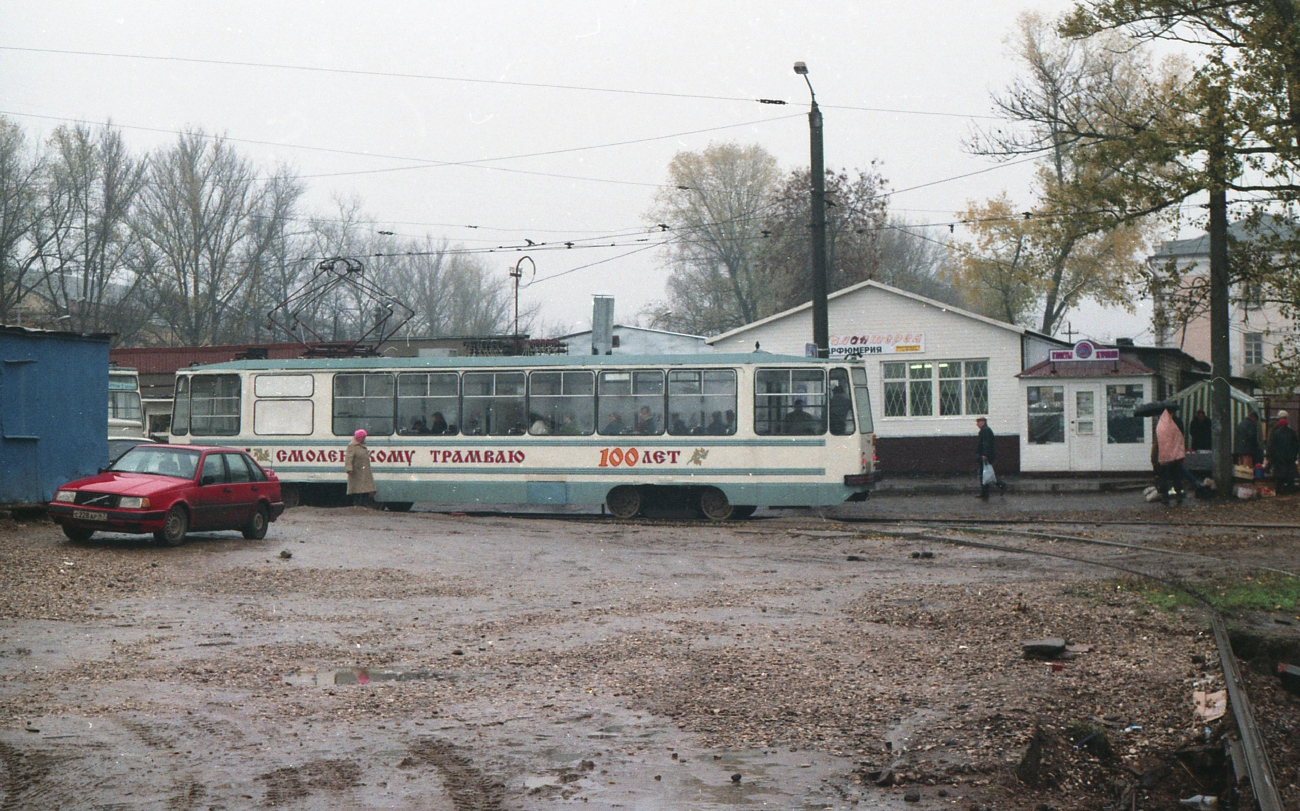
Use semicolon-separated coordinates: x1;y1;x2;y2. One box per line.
0;326;110;505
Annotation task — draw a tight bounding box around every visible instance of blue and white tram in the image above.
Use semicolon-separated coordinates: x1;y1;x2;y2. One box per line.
167;353;875;519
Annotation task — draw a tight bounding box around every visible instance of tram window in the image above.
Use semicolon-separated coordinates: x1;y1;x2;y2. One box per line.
667;370;737;435
333;373;395;436
255;399;313;435
598;370;664;435
397;372;460;435
190;374;241;436
828;368;854;435
172;376;190;436
462;372;527;436
850;366;874;434
754;369;826;436
529;371;594;435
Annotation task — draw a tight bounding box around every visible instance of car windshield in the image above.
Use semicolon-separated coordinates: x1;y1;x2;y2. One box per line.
111;447;201;479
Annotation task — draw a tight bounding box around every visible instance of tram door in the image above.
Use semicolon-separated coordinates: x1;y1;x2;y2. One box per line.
1068;386;1102;472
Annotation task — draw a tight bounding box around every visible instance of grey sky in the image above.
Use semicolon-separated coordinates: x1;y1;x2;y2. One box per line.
4;1;1153;339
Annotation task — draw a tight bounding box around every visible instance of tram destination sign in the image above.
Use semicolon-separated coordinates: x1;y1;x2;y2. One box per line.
1049;340;1120;362
829;332;924;358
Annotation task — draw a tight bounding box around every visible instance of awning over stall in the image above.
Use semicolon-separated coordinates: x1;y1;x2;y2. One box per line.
1166;380;1259;427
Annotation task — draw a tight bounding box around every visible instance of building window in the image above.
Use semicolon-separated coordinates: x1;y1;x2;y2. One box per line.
1106;384;1145;444
1027;385;1065;444
1245;333;1264;366
884;359;987;417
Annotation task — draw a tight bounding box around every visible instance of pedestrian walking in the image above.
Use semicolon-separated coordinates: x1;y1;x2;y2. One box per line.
975;417;1006;499
345;429;377;507
1235;411;1262;468
1268;410;1299;495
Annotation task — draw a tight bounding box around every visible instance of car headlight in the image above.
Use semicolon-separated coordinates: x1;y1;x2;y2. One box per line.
118;496;150;509
54;490;76;503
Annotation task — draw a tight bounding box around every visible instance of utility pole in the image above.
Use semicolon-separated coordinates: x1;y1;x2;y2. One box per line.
795;62;829;358
510;255;535;339
1207;88;1234;496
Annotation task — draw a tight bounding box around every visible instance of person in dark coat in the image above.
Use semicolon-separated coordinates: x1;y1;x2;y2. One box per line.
1188;408;1212;451
1268;410;1299;494
1236;411;1262;468
975;417;1006;499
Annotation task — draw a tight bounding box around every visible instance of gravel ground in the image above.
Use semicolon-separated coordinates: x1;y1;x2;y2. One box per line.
0;496;1297;810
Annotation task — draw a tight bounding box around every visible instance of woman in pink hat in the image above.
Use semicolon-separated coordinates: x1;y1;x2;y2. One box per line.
345;429;377;507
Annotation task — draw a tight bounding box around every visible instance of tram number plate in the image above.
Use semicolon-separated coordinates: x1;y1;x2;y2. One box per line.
72;509;108;522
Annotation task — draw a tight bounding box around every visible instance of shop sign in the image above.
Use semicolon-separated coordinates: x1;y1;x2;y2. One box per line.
829;332;925;358
1049;340;1120;362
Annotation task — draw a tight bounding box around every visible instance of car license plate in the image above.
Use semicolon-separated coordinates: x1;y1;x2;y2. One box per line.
71;509;108;522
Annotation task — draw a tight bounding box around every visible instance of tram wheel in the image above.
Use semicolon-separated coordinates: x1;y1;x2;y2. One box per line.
605;486;643;519
281;484;300;510
729;505;757;520
698;487;734;521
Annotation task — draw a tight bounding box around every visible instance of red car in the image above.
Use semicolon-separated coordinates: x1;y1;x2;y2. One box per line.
48;445;284;545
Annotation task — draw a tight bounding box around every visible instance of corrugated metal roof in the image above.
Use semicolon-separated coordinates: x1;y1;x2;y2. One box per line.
1018;356;1156;378
1151;215;1296;259
110;343;310;375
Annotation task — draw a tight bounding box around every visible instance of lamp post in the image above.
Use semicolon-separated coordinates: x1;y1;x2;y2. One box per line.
795;61;829;359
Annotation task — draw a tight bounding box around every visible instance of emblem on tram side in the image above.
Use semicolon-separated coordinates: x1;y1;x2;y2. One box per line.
688;448;709;466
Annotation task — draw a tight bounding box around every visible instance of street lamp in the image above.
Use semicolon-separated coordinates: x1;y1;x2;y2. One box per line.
794;61;829;359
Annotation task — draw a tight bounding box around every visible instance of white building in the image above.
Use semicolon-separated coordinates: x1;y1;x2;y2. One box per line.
1017;346;1159;473
1150;218;1297;376
706;279;1065;474
557;324;712;356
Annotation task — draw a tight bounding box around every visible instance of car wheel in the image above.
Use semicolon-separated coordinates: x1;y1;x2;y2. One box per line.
698;487;733;521
155;504;189;546
242;504;269;540
62;525;94;543
605;486;642;519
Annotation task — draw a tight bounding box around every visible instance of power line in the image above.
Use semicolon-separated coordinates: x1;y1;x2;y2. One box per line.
0;109;668;189
298;114;804;179
0;44;1003;121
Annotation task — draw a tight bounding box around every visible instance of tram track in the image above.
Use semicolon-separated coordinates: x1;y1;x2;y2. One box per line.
465;507;1293;811
826;515;1291;811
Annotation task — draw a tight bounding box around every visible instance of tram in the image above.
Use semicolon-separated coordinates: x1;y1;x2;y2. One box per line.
166;353;875;519
108;367;146;439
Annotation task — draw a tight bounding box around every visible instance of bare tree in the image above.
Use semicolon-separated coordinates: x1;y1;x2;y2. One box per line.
0;117;56;325
232;167;305;343
646;142;780;334
35;123;150;341
134;131;281;345
760;166;888;311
